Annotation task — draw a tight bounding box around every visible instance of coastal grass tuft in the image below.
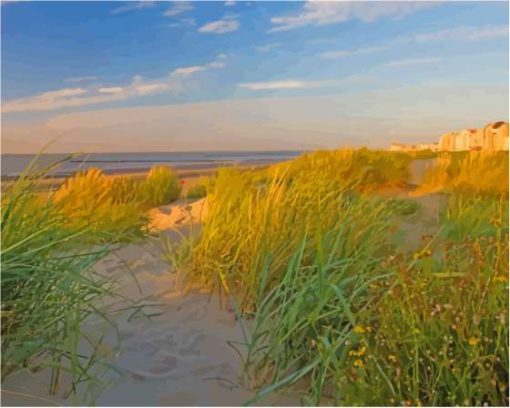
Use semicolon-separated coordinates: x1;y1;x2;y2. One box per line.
420;151;508;196
168;148;509;405
1;160;116;396
1;159;182;396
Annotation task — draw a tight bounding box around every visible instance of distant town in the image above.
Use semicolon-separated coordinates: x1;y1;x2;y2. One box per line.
389;121;509;152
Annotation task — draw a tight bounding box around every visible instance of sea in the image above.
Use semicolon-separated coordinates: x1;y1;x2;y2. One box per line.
1;151;303;178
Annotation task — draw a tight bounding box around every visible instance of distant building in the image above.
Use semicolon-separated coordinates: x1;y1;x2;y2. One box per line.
415;143;439;152
390;122;508;152
389;143;412;151
484;121;509;152
389;142;438;152
437;122;508;152
439;132;457;151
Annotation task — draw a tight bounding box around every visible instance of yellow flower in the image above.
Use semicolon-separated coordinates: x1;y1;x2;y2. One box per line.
468;336;480;346
354;325;366;334
349;345;367;357
354;359;364;368
388;355;397;363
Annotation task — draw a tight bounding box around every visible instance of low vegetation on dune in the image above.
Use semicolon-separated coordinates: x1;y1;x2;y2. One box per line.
1;162;114;395
170;149;508;406
53;165;182;240
420;151;508;196
1;149;507;405
0;161;182;393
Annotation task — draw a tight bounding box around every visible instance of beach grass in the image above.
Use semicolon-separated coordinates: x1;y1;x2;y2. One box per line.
1;160;182;395
1;159;116;395
168;149;508;405
420;151;508;196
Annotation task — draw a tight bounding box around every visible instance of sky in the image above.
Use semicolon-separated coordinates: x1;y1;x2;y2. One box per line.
1;0;509;153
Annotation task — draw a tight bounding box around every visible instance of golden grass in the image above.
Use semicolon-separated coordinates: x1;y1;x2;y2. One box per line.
167;148;508;405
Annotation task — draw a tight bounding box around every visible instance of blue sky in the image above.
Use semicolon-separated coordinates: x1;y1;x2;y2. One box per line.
1;1;509;152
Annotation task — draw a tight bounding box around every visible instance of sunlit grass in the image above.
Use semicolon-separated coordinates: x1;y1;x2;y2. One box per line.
1;159;116;396
167;148;508;405
420;151;508;196
1;160;182;396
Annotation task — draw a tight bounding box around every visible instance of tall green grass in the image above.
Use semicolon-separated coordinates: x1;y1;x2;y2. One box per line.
141;165;181;207
1;160;181;396
1;160;116;395
176;150;412;311
168;148;508;405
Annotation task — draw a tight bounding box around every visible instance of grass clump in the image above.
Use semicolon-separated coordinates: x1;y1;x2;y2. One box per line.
1;161;114;395
420;151;508;196
167;148;508;405
186;180;208;200
345;195;508;406
176;150;414;310
54;168;145;240
141;166;181;206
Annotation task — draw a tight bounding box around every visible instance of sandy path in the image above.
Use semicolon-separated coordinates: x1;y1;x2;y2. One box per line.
1;201;297;406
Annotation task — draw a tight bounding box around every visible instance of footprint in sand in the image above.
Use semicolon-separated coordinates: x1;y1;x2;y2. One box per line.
159;391;196;406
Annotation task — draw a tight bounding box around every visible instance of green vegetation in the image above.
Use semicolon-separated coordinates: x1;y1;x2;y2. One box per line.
186;181;208;200
1;161;181;395
170;149;508;406
420;151;508;196
1;160;115;395
141;165;181;207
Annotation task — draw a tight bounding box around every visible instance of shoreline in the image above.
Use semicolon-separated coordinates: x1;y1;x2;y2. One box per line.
0;159;284;182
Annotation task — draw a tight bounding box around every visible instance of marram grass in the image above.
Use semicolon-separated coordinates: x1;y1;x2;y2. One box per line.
1;160;181;396
169;149;509;406
1;159;115;396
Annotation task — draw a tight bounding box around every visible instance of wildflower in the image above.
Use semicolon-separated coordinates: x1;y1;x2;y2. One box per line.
180;179;187;185
388;355;397;363
354;359;364;368
468;336;480;346
349;345;366;357
354;325;366;334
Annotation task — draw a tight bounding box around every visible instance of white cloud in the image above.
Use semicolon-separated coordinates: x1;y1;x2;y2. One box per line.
224;1;236;6
64;76;98;83
171;66;206;77
98;87;125;94
256;43;281;53
111;1;153;15
385;57;442;67
198;19;239;34
2;79;170;113
239;80;307;91
238;78;351;91
3;55;228;113
170;55;227;77
135;83;169;95
163;1;193;17
413;25;508;43
6;82;505;153
320;45;389;59
270;1;437;32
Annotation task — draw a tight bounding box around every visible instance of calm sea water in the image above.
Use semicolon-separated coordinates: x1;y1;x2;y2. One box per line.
1;151;303;177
